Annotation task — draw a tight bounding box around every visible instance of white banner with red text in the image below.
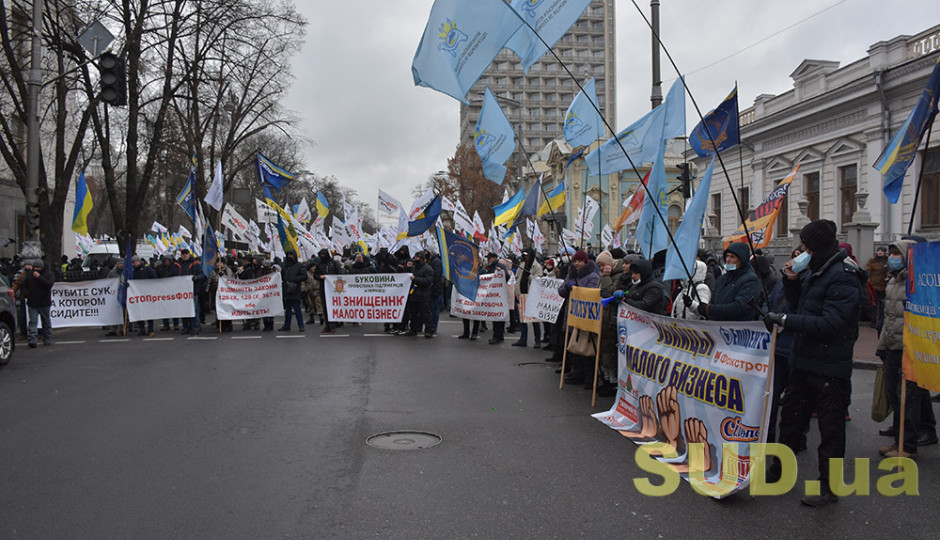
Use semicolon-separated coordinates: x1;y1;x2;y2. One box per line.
592;304;773;498
451;272;511;321
324;273;411;323
216;273;285;320
49;278;124;327
126;276;196;322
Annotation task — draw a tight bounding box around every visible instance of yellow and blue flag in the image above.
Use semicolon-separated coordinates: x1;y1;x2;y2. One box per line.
877;56;940;204
563;78;604;148
690;87;739;157
407;195;443;237
474;87;516;184
505;0;593;72
508;178;542;230
256;153;294;192
412;0;523;104
493;188;526;227
71;171;93;235
176;166;197;222
537;180;565;217
315;191;330;218
436;226;480;301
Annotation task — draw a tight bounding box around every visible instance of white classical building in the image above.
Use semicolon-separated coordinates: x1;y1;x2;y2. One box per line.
693;24;940;262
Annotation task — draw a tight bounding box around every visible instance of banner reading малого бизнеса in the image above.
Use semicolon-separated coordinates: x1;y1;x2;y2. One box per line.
324;273;411;323
49;278;124;327
216;273;284;320
593;304;773;498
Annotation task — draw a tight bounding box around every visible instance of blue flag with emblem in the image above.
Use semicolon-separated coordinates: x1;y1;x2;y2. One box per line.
634;141;670;258
877;55;940;204
256;153;295;193
408;195;443;237
563;78;604;148
175;166;197;223
412;0;523;104
437;226;480;301
474;87;516;185
118;236;133;307
505;0;593;72
663;157;715;281
202;223;219;278
689;87;739;157
586;77;685;176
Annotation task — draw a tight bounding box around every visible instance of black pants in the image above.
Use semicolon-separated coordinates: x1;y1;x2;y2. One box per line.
319;288;334;330
885;349;937;451
491;321;505;340
462;319;480;337
409;296;431;334
767;353;791;443
778;369;850;485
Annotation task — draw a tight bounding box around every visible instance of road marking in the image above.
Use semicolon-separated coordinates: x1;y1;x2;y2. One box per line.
144;337;174;342
319;334;349;338
276;335;306;339
187;336;218;340
100;339;130;343
438;321;461;325
231;336;262;340
363;334;393;337
55;340;86;345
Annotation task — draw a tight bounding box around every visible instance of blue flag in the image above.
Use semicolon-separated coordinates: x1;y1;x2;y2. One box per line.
202;223;219;278
437;226;480;301
412;0;523;104
663;157;715;281
505;0;593;72
118;236;133;306
256;153;294;193
474;87;516;184
175;166;197;223
635;141;670;258
877;55;940;204
408;195;443;237
563;78;604;148
586;77;686;176
689;87;739;157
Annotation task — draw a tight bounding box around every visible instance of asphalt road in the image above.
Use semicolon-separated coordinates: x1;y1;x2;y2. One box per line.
1;320;938;539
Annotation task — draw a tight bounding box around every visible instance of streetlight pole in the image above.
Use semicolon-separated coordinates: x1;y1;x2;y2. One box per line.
24;0;45;256
650;0;662;109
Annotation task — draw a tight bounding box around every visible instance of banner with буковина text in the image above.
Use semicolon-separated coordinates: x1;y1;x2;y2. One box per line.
324;273;411;323
593;304;773;498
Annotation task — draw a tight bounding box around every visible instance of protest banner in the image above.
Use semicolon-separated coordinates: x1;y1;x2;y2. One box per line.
904;242;940;392
126;276;195;322
451;272;511;321
593;304;773;498
216;273;285;320
323;273;411;323
522;277;564;324
49;278;123;327
560;286;604;405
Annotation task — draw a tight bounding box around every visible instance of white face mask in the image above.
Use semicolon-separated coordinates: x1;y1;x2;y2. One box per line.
631;277;641;285
790;251;811;273
723;263;737;272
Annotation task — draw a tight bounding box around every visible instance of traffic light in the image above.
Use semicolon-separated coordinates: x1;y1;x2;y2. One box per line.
98;53;127;106
25;202;40;238
677;162;693;199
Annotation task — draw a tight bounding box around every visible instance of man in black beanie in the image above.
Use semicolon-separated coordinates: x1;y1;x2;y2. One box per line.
764;219;866;507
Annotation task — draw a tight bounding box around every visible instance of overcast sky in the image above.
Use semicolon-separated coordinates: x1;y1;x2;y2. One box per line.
282;0;937;210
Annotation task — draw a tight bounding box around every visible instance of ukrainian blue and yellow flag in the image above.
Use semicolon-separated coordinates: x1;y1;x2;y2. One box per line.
71;171;93;235
316;191;330;219
407;195;442;237
436;226;480;301
877;55;940;204
256;153;294;192
492;188;525;227
689;86;739;157
537;180;565;217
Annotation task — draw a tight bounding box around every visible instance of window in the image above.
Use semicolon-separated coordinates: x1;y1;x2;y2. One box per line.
668;204;683;234
921;147;940;227
711;193;721;235
839;164;858;228
804;172;820;222
777;195;789;237
737;187;751;220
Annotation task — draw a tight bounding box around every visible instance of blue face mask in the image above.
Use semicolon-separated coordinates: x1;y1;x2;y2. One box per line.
790;251;811;273
724;263;737;272
888;255;904;271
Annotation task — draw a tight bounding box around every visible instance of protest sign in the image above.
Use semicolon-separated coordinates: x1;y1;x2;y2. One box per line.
216;273;285;320
903;241;940;392
451;272;511;321
561;286;604;403
323;273;411;323
593;304;773;498
49;278;123;327
126;276;195;322
523;277;564;323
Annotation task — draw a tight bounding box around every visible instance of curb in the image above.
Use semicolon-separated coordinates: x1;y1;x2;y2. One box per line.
853;359;880;371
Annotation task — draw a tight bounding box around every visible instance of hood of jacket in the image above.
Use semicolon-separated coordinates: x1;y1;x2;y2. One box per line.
630;258;653;283
888;239;915;270
692;259;708;283
723;242;752;270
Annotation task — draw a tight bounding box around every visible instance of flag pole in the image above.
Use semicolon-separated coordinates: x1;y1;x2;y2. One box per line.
907;123;934;236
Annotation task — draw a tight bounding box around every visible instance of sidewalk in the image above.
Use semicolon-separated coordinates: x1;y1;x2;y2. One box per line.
853;323;881;370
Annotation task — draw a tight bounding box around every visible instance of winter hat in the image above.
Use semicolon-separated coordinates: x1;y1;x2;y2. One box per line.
596;250;615;267
131;255;141;263
31;258;45;268
485;252;498;259
572;250;589;263
799;219;838;252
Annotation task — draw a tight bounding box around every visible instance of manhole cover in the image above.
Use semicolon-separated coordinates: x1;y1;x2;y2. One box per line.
366;431;442;451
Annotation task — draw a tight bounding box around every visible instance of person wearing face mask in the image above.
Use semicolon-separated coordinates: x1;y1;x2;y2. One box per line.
877;240;938;457
693;242;762;321
278;251;306;332
763;219;866;507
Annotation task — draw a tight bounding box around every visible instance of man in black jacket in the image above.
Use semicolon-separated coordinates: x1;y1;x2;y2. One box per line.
427;250;444;337
279;250;306;332
695;242;762;321
23;259;55;348
313;248;342;333
177;249;202;335
764;219;865;507
406;251;434;338
132;255;157;336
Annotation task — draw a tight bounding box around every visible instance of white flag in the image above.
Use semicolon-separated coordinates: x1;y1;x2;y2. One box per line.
601;224;614;249
205;160;224;211
221;204;251;241
178;225;192;238
378;189;403;216
452;199;475;237
441;196;457;212
295;197;312;223
255;198;278;224
151;221;168;234
409;189;435;220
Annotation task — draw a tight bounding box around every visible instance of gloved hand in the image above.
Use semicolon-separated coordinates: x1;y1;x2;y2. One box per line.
696;303;709;317
682;294;693;307
612;290;625;300
763;312;786;332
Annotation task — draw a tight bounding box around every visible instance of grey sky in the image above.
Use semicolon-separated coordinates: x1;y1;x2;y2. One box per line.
282;0;936;211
